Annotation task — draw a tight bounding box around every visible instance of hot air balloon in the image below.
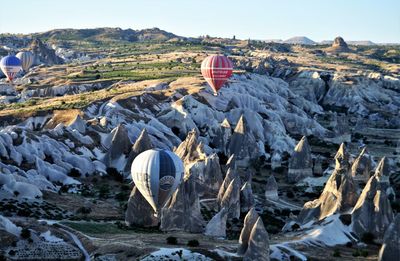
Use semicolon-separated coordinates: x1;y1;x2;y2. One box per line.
0;55;22;82
16;51;34;72
131;149;184;213
201;55;233;95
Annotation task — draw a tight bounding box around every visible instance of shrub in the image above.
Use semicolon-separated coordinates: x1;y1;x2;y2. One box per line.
187;239;199;247
98;184;110;198
352;250;360;257
13;191;20;197
115;192;127;201
361;232;375;244
77;206;92;214
106;168;124;182
21;228;31;239
332;249;341;257
360;249;368;257
166;236;178;245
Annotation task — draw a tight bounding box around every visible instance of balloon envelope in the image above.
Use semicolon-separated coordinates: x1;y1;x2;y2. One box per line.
0;56;22;81
16;51;34;72
201;55;233;95
131;149;184;212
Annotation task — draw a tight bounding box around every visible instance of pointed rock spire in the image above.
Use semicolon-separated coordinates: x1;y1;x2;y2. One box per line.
238;208;259;255
375;157;390;177
351;173;394;239
175;129;206;164
243;217;270;261
288;136;313;183
296;144;357;224
212;118;232;154
351;147;372;182
378;214;400;261
313;155;324;176
228;114;260;166
103;124;132;169
124;129;154;173
204;208;228;238
265;175;279;200
240;182;255;213
220;178;241;219
217;167;240;206
160;175;205;233
125;186;158;227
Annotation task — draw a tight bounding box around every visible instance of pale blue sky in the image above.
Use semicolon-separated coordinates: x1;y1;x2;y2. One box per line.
1;0;399;43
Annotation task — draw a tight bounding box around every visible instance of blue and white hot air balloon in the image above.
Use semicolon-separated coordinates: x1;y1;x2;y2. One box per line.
0;55;22;81
16;51;34;72
131;149;184;213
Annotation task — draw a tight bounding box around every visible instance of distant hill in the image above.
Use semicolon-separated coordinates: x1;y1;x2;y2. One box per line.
320;40;376;46
32;27;182;43
283;36;316;45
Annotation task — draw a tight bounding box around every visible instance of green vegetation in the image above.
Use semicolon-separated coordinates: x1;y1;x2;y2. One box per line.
166;236;178;245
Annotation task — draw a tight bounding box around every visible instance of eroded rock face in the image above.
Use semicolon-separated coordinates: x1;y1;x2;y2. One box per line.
175;129;206;164
374;157;395;198
288;136;313;183
265;175;279;200
124;128;154;174
228;114;261;167
125;186;158;227
30;38;63;65
68;115;86;134
240;182;255;213
351;147;372;183
204;207;228;238
243;217;270;261
296;143;358;224
329;36;350;52
102;124;132;170
211;118;232;154
351;173;394;239
160;174;205;233
238;208;259;255
220;178;241;219
378;214;400;261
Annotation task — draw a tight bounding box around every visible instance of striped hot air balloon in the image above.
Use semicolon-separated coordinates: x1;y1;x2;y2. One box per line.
0;55;22;81
131;149;184;213
201;55;233;95
16;51;34;72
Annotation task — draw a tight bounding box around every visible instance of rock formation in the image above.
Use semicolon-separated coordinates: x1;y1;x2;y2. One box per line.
313;155;324;176
296;143;358;224
125;186;158;227
160;174;205;233
378;214;400;261
288;136;313;183
124;129;154;174
68;115;86;134
243;217;270;261
217;167;240;206
204;208;228;238
351;173;394;239
374;157;395;199
30;38;63;65
265;175;279;200
211;118;232;154
238;208;259;255
220;178;241;219
228;114;261;167
327;36;351;53
351;147;372;183
175;129;206;164
102;124;132;170
240;182;255;213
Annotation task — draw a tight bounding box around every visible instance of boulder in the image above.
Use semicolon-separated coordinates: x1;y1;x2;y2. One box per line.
296;143;358;224
265;175;279;200
243;217;270;261
288;136;313;183
351;173;394;239
240;182;255;213
125;186;158;227
160;174;205;233
378;214;400;261
204;208;228;238
238;208;259;255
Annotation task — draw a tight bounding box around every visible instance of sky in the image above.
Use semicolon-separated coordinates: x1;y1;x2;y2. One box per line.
1;0;399;43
